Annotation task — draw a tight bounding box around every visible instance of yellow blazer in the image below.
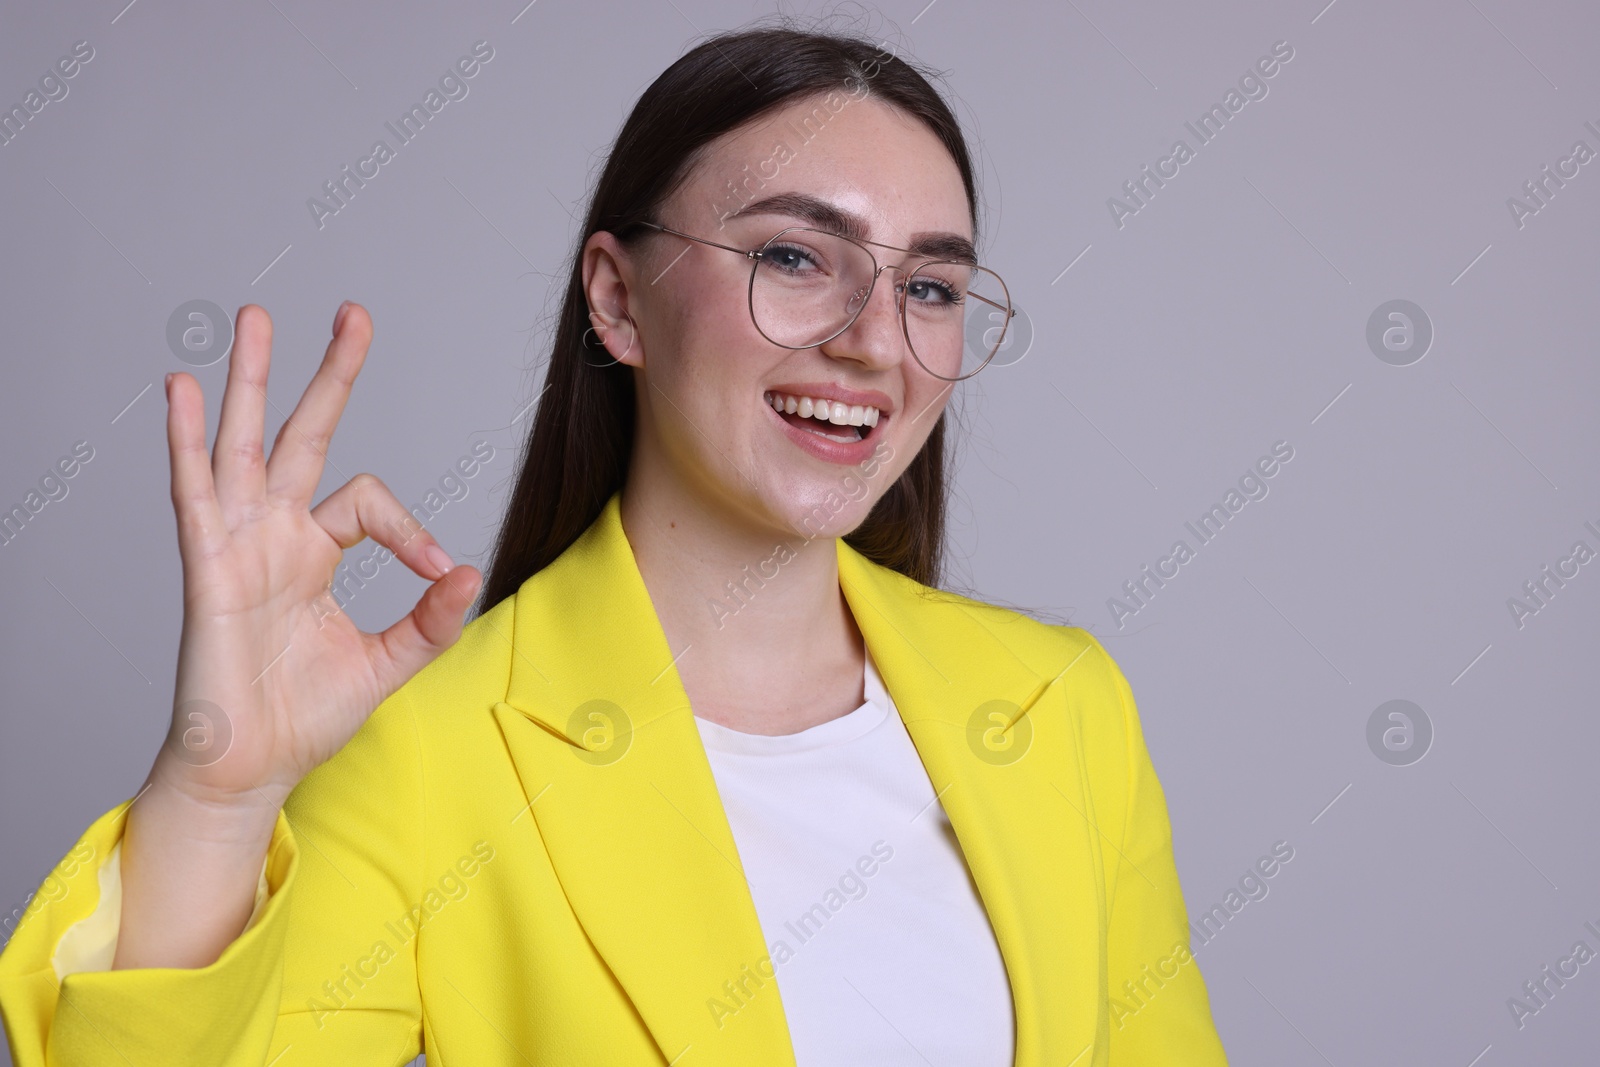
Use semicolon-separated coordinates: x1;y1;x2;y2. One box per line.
0;491;1228;1065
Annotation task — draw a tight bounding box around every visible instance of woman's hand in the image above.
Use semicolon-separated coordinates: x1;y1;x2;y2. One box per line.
156;302;481;811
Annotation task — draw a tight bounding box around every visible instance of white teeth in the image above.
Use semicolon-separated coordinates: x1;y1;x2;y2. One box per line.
764;391;881;429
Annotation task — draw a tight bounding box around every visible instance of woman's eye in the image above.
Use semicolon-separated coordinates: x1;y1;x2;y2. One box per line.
907;278;961;304
766;244;818;272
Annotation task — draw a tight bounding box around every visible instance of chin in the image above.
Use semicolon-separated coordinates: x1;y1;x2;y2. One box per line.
754;478;876;545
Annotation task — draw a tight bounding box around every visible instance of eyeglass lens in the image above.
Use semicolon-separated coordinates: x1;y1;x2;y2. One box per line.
749;228;1010;380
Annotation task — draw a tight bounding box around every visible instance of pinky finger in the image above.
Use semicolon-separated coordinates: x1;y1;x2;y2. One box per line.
166;372;229;561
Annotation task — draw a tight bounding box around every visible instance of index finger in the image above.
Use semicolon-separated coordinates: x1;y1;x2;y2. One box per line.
264;301;372;507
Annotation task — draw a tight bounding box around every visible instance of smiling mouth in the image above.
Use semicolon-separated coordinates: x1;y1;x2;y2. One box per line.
764;390;881;442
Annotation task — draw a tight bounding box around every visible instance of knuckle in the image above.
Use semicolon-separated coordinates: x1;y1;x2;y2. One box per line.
224;440;264;467
278;421;331;456
349;471;386;495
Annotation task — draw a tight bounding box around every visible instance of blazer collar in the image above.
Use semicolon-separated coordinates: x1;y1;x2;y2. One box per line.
492;491;1105;1066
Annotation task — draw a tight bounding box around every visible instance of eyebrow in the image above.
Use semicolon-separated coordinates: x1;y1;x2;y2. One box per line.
723;191;977;264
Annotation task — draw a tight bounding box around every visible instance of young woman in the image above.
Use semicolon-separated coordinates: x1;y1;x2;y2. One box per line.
0;20;1228;1067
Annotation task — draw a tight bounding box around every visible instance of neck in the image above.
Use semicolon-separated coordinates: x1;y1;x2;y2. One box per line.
618;473;866;733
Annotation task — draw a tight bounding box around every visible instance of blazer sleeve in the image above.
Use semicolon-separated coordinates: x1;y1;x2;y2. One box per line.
1081;633;1230;1065
0;684;427;1067
47;843;272;981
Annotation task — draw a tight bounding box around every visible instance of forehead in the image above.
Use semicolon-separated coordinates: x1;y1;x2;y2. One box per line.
673;92;973;257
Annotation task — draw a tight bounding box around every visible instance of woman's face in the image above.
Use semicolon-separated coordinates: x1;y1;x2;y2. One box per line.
587;91;974;542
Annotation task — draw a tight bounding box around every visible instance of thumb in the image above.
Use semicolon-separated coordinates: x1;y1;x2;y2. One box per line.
371;565;482;694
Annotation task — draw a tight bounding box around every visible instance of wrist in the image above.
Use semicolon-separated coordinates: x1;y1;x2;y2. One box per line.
134;758;286;851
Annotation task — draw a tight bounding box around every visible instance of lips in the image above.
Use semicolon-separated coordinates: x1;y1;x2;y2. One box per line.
762;389;889;463
764;390;879;437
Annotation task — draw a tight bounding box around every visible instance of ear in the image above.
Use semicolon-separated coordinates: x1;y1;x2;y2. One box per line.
580;230;644;368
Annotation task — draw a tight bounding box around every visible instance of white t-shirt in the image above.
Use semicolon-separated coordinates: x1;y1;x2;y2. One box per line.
693;647;1015;1066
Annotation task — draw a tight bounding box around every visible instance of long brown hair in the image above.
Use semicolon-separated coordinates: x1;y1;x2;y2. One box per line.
474;16;981;618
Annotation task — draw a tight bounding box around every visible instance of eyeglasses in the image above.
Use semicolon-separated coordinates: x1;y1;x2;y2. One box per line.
633;220;1014;381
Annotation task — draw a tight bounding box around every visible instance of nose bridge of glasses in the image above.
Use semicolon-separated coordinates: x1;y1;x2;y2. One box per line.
744;224;1004;380
846;255;912;328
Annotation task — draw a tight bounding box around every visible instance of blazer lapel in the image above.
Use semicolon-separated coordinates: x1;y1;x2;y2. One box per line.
837;543;1107;1067
493;494;795;1065
493;491;1105;1066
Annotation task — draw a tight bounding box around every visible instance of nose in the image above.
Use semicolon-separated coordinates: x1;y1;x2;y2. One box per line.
818;264;910;372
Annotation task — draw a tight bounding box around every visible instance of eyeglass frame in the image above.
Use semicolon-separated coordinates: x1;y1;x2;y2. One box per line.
630;219;1015;381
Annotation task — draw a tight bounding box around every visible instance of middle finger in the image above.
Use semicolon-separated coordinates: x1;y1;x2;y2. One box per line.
211;305;273;515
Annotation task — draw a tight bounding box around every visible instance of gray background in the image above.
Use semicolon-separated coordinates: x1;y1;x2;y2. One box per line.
3;0;1597;1064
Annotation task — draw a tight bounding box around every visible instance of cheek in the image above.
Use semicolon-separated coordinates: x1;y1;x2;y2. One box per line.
644;297;775;461
657;277;766;382
896;381;951;444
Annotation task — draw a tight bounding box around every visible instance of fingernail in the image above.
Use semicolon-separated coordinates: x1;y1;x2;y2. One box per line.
164;372;173;390
424;543;454;575
333;300;352;337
